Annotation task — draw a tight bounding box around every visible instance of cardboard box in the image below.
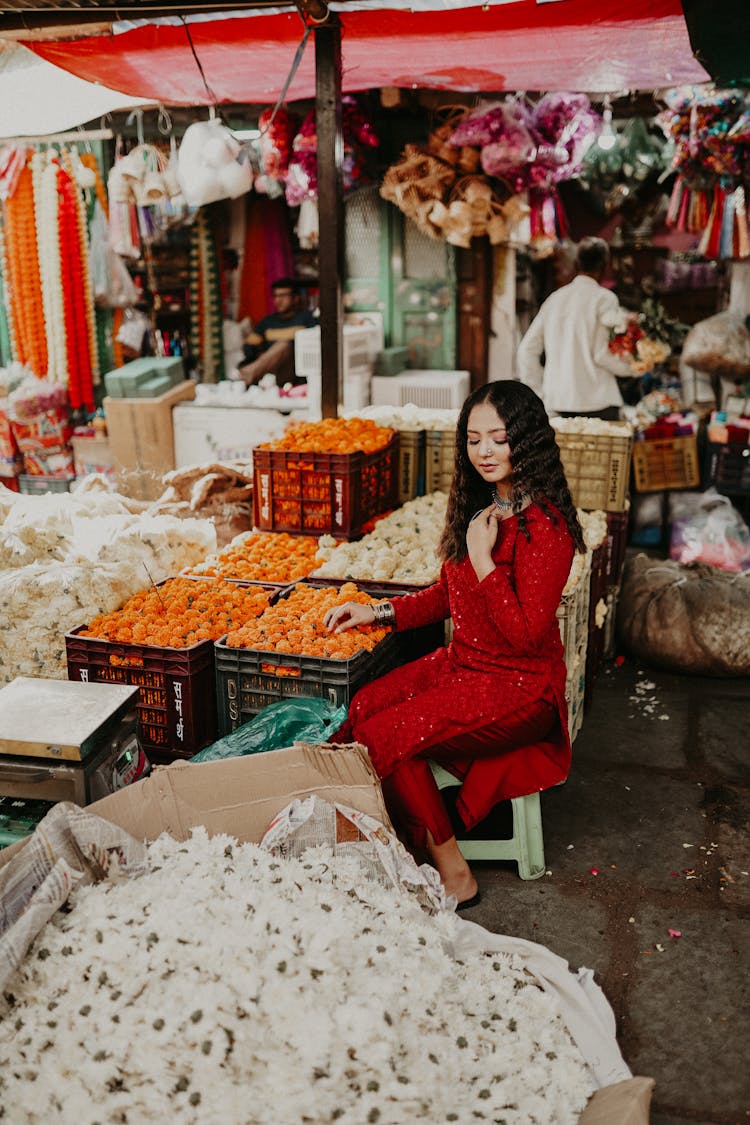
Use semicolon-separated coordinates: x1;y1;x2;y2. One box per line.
0;743;651;1122
0;743;390;868
71;435;116;479
104;380;196;500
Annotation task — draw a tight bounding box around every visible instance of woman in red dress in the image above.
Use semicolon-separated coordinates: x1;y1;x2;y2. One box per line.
324;381;585;908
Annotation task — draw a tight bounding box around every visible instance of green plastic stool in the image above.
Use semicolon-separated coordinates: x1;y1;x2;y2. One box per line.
430;762;546;880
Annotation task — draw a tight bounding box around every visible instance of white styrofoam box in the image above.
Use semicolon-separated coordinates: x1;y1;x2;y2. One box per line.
370;370;470;410
294;324;378;380
344;310;384;357
172;403;308;469
305;371;370;420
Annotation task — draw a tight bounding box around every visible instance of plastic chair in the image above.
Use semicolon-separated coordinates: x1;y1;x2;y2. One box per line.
430;762;546;880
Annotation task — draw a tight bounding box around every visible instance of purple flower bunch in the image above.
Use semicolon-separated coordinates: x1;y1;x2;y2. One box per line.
449;93;600;190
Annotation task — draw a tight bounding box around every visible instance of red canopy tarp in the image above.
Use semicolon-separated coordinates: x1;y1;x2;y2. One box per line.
27;0;708;105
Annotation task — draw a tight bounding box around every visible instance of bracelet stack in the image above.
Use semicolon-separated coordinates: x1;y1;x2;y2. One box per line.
371;600;395;627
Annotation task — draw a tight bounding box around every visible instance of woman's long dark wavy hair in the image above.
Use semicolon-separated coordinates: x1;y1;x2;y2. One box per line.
438;380;585;562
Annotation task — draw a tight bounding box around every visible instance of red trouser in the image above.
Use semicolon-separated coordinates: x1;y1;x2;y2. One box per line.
335;657;557;848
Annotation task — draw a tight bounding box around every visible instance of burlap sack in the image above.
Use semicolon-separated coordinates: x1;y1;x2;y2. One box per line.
618;553;750;676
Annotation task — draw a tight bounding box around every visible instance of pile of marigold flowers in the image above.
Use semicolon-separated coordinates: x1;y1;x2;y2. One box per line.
80;578;272;649
258;417;394;455
225;582;389;659
187;532;323;583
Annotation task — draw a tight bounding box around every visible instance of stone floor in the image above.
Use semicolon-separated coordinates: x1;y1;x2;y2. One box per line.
460;655;750;1125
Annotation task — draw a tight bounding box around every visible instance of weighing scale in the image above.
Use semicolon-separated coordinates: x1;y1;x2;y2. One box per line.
0;678;149;812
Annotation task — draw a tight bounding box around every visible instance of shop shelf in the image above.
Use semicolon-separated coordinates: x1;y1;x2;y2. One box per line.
554;424;633;511
632;434;700;492
252;433;399;540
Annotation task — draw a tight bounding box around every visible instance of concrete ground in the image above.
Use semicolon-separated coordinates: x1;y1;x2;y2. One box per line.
459;655;750;1125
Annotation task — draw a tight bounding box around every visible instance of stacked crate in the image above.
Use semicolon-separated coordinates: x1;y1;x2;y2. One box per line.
552;417;635;714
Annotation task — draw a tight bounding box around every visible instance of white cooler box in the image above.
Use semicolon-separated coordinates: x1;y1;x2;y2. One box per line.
371;370;470;410
172;403;308;468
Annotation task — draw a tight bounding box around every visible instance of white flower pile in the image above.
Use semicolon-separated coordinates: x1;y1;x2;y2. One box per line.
551;416;632;438
344;405;459;431
577;509;607;553
0;490;215;682
314;492;448;585
0;829;594;1123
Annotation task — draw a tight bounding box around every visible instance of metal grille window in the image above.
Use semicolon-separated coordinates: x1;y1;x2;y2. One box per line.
403;218;447;280
345;187;381;279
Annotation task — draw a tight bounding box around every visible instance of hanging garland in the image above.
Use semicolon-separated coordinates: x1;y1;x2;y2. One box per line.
4;159;48;375
0;216;17;365
658;87;750;260
33;151;67;386
57;161;94;411
62;148;100;389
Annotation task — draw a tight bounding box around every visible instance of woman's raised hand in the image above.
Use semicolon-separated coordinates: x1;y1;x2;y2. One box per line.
324;601;376;634
466;504;500;555
466;505;500;582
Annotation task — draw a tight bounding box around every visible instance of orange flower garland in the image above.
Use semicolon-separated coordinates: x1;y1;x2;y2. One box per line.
4;159;48;375
81;577;272;649
188;532;323;583
259;417;394;455
225;582;388;659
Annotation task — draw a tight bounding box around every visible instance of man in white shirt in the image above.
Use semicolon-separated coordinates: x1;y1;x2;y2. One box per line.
516;237;634;419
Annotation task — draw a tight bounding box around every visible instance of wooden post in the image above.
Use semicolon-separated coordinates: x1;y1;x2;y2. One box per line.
314;16;344;419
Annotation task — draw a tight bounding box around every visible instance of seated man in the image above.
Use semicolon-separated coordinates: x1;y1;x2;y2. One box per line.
239;278;317;386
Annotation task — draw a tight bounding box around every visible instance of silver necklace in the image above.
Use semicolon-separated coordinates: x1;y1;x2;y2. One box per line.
492;489;516;512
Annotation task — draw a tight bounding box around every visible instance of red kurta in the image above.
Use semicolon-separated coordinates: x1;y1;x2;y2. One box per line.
337;502;576;836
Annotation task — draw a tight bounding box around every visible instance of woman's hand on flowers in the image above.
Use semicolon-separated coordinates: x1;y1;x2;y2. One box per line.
324;601;375;634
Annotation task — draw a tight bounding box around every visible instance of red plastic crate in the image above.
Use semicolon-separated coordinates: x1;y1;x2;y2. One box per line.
65;580;280;759
65;628;217;759
252;433;399;540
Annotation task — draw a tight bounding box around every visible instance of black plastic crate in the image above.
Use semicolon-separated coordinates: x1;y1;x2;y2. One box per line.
705;441;750;497
215;631;399;734
604;510;629;585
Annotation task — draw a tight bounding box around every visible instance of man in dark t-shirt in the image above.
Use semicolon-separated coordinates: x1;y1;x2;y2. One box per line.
239;278;317;386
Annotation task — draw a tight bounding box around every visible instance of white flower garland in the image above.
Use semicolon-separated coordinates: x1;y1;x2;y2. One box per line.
33;152;67;386
0;830;594;1122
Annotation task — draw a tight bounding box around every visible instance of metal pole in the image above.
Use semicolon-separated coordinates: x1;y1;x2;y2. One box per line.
314;15;343;419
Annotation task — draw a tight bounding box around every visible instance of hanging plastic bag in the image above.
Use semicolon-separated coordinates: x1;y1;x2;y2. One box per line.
177;120;253;208
191;697;348;763
89;200;138;308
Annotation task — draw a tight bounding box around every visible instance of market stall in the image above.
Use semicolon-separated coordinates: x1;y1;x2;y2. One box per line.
4;4;750;1120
